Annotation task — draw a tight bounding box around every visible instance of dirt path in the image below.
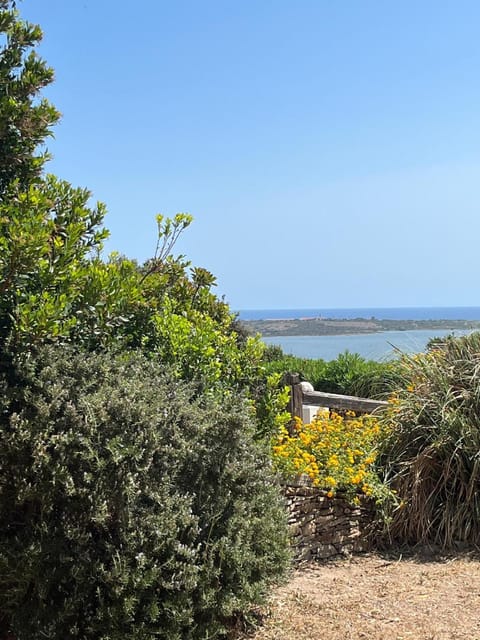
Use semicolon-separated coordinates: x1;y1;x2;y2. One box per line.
250;552;480;640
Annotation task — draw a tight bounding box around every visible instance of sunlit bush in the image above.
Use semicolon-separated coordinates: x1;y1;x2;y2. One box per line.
271;411;391;503
264;351;401;399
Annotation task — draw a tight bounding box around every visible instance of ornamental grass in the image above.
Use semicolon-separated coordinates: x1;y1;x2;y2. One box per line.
379;331;480;547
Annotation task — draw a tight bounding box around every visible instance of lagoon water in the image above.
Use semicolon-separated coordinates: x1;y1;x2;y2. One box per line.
262;329;473;362
238;307;480;361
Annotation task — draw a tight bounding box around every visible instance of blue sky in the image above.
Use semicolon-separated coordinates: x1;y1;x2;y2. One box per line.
20;0;480;310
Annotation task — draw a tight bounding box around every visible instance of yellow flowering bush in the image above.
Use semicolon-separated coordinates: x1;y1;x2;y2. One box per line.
272;411;388;502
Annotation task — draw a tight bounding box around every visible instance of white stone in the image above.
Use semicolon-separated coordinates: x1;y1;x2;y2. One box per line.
299;381;314;393
302;405;329;424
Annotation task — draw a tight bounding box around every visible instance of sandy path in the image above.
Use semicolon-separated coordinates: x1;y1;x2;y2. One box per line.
250;552;480;640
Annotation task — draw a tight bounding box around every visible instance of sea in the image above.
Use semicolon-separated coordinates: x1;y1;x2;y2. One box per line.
237;307;480;362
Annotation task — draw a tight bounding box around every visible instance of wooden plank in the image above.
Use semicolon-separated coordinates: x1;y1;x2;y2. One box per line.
302;390;388;414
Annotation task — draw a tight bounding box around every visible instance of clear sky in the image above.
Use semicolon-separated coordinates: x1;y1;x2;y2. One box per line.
20;0;480;310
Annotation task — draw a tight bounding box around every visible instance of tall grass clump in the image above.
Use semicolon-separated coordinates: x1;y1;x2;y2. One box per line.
379;332;480;547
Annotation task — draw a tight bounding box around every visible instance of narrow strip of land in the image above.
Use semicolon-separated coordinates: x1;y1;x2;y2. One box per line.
241;317;480;337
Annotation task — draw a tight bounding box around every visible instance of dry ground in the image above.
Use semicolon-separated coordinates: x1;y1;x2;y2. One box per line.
249;551;480;640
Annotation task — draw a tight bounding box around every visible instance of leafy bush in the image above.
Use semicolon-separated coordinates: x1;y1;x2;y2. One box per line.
318;351;401;398
0;4;268;405
0;1;60;195
272;412;390;503
262;344;285;362
379;332;480;547
345;360;402;399
0;347;289;639
251;372;291;440
265;351;401;398
1;185;264;391
264;355;328;389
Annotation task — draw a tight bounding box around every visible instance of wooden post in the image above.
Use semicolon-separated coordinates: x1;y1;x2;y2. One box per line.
283;372;303;434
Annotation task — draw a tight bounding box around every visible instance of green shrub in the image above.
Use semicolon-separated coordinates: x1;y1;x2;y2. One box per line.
0;347;289;639
319;351;400;398
264;354;328;389
265;351;400;399
262;344;285;362
1;185;265;393
379;332;480;547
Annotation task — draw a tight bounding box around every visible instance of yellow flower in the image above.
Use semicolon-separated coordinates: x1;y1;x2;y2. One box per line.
271;411;385;501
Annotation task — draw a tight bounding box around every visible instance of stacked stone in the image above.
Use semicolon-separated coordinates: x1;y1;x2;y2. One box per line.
283;482;375;563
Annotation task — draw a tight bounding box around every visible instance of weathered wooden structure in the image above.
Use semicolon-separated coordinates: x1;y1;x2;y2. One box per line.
284;372;388;420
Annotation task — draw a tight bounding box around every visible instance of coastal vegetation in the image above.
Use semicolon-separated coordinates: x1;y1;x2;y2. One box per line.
266;332;480;550
271;411;390;503
263;348;402;398
0;4;289;638
2;3;480;639
0;348;289;639
379;331;480;547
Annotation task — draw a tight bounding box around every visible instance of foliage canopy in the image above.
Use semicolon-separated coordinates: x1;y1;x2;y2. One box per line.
0;4;290;639
0;0;60;195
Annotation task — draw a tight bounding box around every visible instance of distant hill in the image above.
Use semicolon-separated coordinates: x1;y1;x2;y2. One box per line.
240;317;480;337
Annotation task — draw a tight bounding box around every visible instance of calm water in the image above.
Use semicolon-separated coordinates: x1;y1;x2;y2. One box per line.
262;329;473;361
238;307;480;361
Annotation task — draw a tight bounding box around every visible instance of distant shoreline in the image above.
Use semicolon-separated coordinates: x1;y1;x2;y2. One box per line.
241;317;480;337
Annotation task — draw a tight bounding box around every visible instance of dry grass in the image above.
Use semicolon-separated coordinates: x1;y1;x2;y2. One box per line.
247;551;480;640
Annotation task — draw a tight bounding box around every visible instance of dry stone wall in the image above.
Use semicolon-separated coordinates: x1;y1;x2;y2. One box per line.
283;481;375;563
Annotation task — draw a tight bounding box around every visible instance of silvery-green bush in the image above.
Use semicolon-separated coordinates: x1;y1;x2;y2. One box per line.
0;347;289;639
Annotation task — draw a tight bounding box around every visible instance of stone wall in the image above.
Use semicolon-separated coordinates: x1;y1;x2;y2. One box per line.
283;482;375;563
